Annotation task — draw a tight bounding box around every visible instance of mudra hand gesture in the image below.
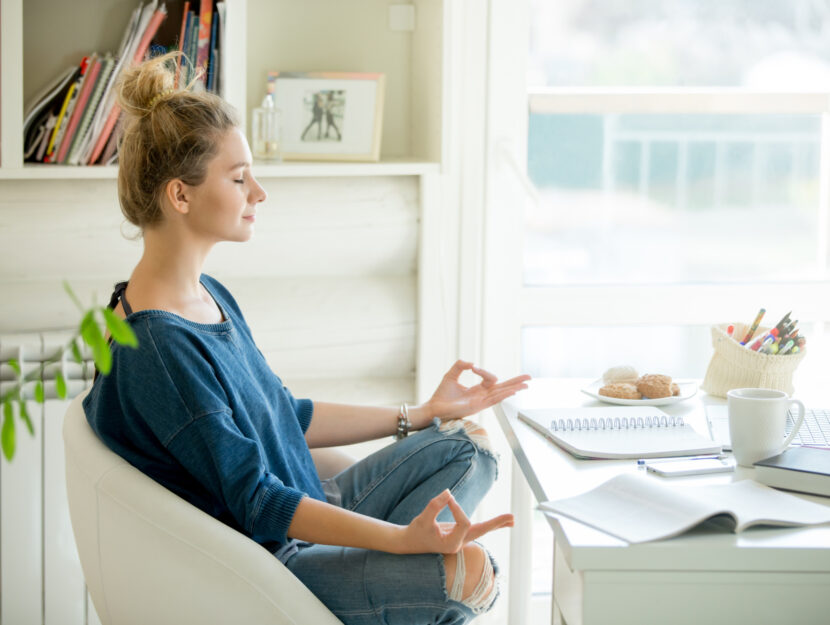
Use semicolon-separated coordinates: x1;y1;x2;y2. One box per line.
399;489;514;554
425;360;531;424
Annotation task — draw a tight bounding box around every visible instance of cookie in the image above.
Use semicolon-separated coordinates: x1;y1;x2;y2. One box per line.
602;365;639;385
671;383;680;396
636;374;673;399
599;383;642;400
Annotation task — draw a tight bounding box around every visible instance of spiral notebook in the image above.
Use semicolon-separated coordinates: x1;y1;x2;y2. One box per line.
519;407;721;459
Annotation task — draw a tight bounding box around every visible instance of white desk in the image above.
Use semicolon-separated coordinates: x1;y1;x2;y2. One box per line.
494;378;830;625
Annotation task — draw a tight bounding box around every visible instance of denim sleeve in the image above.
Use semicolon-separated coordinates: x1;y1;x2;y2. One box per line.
285;388;313;433
166;412;306;544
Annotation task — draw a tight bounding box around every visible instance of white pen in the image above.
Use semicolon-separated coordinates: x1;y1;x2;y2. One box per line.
636;454;728;465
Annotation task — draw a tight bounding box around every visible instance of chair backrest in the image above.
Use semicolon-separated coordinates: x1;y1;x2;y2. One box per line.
63;390;342;625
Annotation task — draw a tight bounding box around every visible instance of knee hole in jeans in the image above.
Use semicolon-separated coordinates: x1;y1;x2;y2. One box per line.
438;419;495;455
443;543;498;614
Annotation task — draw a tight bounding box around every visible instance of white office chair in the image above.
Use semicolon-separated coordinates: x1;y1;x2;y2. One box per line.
63;389;346;625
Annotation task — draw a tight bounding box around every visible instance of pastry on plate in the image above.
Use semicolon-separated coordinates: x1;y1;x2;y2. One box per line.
636;374;674;399
598;382;642;400
601;365;639;385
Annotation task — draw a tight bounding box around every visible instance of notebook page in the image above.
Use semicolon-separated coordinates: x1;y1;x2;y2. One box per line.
520;407;721;459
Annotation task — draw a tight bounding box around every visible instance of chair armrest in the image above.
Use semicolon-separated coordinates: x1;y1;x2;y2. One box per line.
310;448;356;480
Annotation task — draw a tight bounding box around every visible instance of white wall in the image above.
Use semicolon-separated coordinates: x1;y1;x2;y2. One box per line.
0;175;420;405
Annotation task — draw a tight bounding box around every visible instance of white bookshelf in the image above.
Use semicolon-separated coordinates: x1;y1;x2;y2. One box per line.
0;0;446;175
0;158;440;179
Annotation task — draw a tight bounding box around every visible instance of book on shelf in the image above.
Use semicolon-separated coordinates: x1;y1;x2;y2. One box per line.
55;54;101;164
519;406;721;459
88;1;168;164
540;473;830;543
23;65;80;163
754;447;830;498
68;55;116;165
175;1;191;88
215;2;226;96
22;64;78;159
44;72;81;161
196;0;213;87
206;5;219;92
24;0;226;166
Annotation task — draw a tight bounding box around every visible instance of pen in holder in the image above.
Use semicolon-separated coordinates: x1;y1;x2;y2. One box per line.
701;323;806;398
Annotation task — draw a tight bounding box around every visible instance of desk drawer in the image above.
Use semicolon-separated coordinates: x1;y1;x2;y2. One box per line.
555;562;830;625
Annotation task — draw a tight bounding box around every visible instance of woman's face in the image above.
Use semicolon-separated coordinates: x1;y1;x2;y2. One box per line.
183;128;267;243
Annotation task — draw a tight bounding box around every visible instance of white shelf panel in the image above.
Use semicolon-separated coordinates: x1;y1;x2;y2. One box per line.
251;158;441;178
0;159;440;180
0;165;120;179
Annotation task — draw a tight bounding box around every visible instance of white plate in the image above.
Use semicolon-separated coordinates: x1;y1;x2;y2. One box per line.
581;379;698;406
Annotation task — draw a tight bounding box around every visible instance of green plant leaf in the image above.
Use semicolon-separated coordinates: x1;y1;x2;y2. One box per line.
71;340;84;364
18;400;34;436
34;380;45;404
2;400;15;461
7;359;21;376
80;311;112;375
103;307;138;348
63;280;85;313
55;370;67;400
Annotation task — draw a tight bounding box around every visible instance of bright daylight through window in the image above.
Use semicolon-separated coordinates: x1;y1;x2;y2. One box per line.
523;0;830;381
522;0;830;599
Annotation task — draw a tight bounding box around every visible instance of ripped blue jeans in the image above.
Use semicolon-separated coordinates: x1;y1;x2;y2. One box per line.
283;417;500;625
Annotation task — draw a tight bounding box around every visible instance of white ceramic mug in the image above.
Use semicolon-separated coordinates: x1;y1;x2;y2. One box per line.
727;388;806;466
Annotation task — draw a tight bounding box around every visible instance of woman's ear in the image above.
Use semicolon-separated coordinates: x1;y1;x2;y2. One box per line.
163;178;191;216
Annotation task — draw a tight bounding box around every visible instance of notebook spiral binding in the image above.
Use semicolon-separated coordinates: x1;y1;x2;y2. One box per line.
550;415;686;432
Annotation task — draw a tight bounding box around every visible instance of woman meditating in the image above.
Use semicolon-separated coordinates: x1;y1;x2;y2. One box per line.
83;51;529;625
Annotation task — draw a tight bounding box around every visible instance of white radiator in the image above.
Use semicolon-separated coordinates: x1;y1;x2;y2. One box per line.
0;333;102;625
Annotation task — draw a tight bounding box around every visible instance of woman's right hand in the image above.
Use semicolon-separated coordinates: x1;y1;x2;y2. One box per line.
396;489;514;555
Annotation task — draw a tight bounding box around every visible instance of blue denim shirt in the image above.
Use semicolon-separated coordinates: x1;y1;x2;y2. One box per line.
83;275;325;553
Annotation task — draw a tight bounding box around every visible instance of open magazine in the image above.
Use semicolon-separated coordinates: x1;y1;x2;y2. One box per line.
540;473;830;543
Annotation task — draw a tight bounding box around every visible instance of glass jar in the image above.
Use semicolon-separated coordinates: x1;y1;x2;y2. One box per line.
251;106;282;162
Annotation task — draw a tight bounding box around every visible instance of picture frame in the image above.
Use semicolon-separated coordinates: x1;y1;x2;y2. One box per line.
267;71;385;162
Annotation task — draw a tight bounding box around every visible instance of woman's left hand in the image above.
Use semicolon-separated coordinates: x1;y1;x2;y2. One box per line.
423;360;531;423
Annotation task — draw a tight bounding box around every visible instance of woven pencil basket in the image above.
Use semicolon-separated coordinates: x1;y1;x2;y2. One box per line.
701;323;806;398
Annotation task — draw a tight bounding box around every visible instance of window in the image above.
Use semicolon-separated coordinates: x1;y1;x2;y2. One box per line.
522;0;830;385
506;1;830;620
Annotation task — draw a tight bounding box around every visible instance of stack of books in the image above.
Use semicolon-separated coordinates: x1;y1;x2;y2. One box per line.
23;1;226;167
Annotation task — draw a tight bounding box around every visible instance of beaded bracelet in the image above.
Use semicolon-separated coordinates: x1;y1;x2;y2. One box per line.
395;402;411;440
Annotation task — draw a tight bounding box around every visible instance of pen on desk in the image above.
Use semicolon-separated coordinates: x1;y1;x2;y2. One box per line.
740;308;765;345
636;454;728;465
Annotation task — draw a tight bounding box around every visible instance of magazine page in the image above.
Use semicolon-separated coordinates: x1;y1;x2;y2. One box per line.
540;473;722;543
540;473;830;543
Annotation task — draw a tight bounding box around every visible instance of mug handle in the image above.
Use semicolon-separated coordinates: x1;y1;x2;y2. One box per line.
779;399;806;451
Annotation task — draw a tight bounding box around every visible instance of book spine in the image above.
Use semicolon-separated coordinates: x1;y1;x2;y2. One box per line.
45;77;79;161
56;55;100;164
188;13;199;85
88;5;168;164
196;0;213;86
69;56;115;165
206;4;219;92
175;1;191;88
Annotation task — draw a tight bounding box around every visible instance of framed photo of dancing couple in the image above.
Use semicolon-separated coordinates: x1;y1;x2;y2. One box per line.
268;71;386;162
